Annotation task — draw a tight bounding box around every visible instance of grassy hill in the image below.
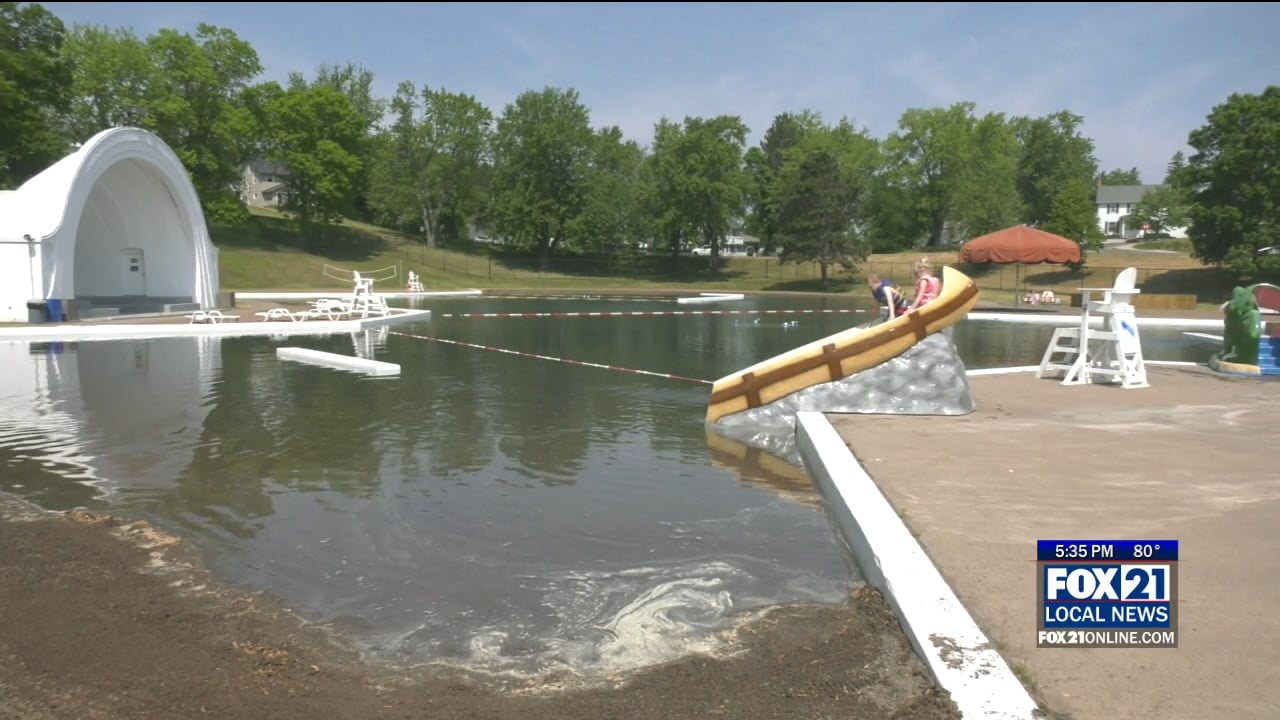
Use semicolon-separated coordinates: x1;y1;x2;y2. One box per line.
211;209;1240;306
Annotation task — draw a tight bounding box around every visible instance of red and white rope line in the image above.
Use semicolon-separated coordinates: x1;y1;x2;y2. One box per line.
479;294;672;302
389;330;714;385
437;308;869;319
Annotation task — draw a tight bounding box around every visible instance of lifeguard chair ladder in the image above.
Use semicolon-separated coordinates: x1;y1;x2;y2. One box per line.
1037;267;1149;389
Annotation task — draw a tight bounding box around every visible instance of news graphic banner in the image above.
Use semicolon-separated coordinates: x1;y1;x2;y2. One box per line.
1036;539;1179;649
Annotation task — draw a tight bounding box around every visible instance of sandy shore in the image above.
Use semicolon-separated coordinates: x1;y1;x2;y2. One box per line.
0;497;959;720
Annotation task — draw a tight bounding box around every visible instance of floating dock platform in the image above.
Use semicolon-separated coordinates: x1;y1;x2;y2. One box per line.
276;347;400;376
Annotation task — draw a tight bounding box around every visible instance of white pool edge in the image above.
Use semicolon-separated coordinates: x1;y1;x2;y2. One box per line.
236;290;483;300
969;311;1221;329
795;412;1042;720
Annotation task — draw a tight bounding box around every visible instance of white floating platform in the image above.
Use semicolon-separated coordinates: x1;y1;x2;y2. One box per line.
277;347;400;376
676;292;746;305
236;289;482;301
0;309;430;344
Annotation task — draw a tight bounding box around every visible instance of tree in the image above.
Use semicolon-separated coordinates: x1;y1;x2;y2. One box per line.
1129;185;1189;238
143;23;263;221
0;1;74;188
490;86;595;268
59;24;153;142
648;114;748;266
774;119;880;286
289;63;384;221
1015;110;1102;253
743;111;824;253
567;126;651;265
1097;167;1141;185
1182;86;1280;275
369;81;493;248
957;111;1024;237
261;84;365;245
882;102;982;246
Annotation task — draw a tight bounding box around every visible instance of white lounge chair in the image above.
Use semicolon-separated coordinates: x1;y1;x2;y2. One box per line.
255;307;309;322
187;310;241;324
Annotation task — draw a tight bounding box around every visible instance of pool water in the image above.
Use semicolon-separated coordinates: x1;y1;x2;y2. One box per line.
0;293;1216;680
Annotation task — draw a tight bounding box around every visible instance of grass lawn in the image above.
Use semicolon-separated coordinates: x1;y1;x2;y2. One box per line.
212;209;1242;307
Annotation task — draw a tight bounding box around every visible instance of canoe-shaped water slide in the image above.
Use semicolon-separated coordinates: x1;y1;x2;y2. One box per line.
705;265;981;424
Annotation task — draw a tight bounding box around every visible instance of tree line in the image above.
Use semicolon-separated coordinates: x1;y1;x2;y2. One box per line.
2;3;1276;277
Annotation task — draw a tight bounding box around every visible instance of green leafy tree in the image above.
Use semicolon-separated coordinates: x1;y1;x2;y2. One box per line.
1182;86;1280;275
957;112;1024;237
1097;167;1141;185
774;119;880;286
568;126;651;265
882;102;982;246
648;114;748;265
1130;185;1189;238
369;81;493;248
288;63;384;222
261;84;365;246
59;24;153;141
143;23;263;222
490;86;595;268
743;111;824;253
1015;110;1102;253
0;1;74;188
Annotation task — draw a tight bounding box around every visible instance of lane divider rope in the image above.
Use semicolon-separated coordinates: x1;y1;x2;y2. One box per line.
437;308;869;319
478;295;671;302
388;330;714;385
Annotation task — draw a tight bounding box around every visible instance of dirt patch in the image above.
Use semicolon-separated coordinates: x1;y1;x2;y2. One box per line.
0;506;960;720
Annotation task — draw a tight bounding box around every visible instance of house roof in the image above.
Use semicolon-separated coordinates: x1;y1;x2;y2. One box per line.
248;158;290;177
1096;184;1163;204
259;182;286;194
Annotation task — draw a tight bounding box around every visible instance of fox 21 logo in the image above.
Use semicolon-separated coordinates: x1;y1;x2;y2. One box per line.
1045;564;1171;601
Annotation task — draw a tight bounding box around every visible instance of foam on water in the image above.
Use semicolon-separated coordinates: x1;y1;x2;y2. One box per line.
365;556;847;684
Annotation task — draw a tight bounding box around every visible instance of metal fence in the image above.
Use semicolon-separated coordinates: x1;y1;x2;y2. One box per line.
390;246;1231;297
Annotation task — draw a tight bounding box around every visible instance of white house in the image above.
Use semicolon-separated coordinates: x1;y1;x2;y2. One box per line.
235;158;291;208
0;127;220;323
1095;184;1189;240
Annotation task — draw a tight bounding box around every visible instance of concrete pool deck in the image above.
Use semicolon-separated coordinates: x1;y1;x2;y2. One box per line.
820;365;1280;720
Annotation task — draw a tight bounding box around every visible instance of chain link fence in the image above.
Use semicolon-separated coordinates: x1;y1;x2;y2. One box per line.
390;245;1233;300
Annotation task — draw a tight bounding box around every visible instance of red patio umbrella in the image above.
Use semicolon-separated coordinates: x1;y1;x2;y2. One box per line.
958;225;1082;298
959;225;1082;264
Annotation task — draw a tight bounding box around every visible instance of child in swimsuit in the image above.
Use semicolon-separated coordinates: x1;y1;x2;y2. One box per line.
908;258;941;311
866;273;910;318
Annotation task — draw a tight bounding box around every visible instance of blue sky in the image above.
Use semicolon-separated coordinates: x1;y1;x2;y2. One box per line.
43;2;1280;183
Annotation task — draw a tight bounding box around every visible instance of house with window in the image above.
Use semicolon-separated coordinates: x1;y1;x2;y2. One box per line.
1095;184;1188;240
234;159;291;208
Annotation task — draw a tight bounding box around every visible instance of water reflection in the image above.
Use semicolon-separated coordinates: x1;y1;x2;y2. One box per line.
704;428;820;508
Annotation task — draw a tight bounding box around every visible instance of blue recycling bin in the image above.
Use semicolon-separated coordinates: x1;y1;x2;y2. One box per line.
46;299;64;322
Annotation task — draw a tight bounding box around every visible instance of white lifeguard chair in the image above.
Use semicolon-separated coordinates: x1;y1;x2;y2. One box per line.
347;271;390;319
1037;267;1149;389
407;270;425;293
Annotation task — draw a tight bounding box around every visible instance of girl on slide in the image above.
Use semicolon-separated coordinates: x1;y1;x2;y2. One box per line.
908;258;941;311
